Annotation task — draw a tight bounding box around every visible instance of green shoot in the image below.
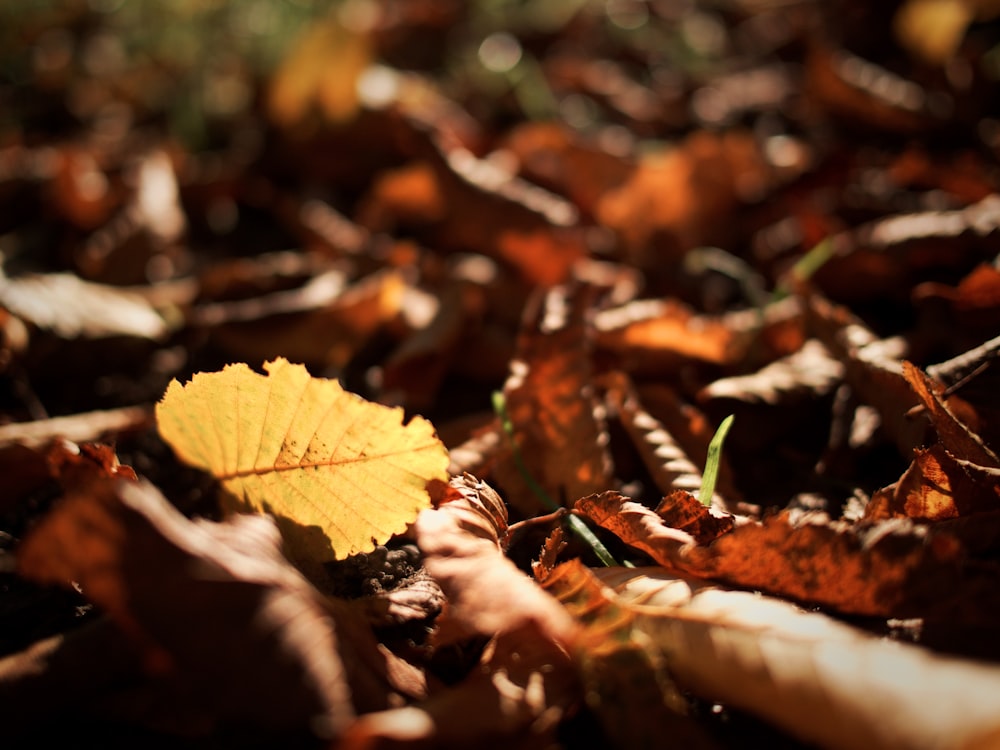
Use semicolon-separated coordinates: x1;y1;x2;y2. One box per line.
772;237;835;302
492;391;619;567
698;414;734;507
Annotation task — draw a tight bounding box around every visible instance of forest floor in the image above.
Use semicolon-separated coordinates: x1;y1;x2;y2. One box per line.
4;2;1000;748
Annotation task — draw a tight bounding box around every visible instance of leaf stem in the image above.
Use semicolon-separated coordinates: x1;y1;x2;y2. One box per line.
492;391;619;567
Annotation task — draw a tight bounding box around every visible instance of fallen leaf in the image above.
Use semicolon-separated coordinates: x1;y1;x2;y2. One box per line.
605;371;740;512
600;565;1000;750
902;360;1000;467
699;338;844;405
867;444;1000;521
655;490;735;545
575;490;1000;620
541;560;714;749
596;130;773;269
0;405;152;449
345;474;582;748
16;476;417;739
267;12;371;126
494;283;613;514
805;290;925;456
156;357;449;562
0;271;169;340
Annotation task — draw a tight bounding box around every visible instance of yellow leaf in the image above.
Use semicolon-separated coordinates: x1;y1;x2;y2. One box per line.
156;358;449;562
267;14;371;127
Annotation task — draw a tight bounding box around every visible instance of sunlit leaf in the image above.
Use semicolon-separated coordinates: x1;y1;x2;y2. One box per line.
600;566;1000;750
156;357;449;562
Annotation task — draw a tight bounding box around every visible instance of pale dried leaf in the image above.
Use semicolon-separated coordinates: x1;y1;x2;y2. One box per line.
0;272;169;339
700;338;844;404
599;566;1000;750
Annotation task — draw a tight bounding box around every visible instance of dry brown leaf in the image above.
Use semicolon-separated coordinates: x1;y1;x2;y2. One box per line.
699;338;844;405
599;565;1000;750
494;283;613;514
806;43;937;133
575;491;999;620
655;490;735;545
0;440;135;516
16;476;420;739
914;263;1000;338
541;560;714;749
357;140;584;286
594;297;737;371
805;290;925;456
902;360;1000;467
501;121;635;218
202;269;406;371
867;444;1000;521
354;475;583;748
415;480;575;645
595;295;804;376
379;282;467;409
0;405;152;449
596;130;773;269
575;492;696;570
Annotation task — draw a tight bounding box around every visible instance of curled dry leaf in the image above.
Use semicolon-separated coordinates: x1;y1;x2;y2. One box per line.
541;560;714;750
156;357;449;564
598;565;1000;750
575;492;696;569
902;360;1000;467
345;474;581;748
576;490;1000;620
699;338;844;405
867;444;1000;522
15;476;417;739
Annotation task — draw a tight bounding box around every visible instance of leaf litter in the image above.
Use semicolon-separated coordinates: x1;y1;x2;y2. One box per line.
5;2;1000;748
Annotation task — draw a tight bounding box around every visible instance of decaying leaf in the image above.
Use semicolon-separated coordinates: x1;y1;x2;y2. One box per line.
0;406;152;449
495;283;613;514
595;130;775;269
902;360;1000;467
805;290;925;456
867;444;1000;521
541;560;713;749
343;474;581;748
0;271;169;340
699;338;844;405
156;357;449;562
576;490;1000;621
598;565;1000;750
15;476;419;739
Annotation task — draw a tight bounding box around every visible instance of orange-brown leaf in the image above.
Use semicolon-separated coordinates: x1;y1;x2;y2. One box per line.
495;283;613;514
902;360;1000;467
